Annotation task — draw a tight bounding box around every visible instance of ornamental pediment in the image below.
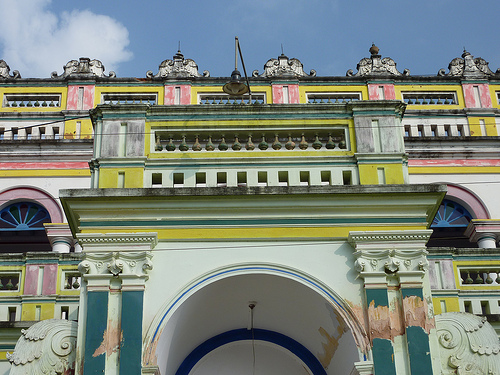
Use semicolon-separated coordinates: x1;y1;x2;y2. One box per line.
51;57;115;78
253;54;316;78
438;50;498;78
347;44;409;77
146;50;209;78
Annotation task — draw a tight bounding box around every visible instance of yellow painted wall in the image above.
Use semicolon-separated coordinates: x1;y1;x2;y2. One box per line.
467;116;498;136
358;164;404;185
432;297;460;314
99;168;144;188
0;86;68;112
21;303;54;321
299;85;369;103
64;119;94;139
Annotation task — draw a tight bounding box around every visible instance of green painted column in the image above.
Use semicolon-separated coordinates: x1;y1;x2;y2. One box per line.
401;287;433;375
120;290;144;374
365;288;397;375
83;291;108;375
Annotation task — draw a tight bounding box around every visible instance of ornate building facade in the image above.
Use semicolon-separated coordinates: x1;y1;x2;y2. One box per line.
0;46;499;374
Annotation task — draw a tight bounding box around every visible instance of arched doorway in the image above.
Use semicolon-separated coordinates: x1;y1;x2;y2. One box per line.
145;267;368;375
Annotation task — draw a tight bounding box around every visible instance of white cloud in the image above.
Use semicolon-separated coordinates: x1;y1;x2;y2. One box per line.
0;0;132;77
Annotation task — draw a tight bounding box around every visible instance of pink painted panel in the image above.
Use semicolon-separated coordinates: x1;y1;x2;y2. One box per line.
164;85;191;105
462;84;476;107
368;84;395;100
288;84;299;103
42;264;58;295
66;85;95;110
384;85;396;100
368;84;380;100
0;187;63;222
24;265;39;295
272;85;284;104
478;84;492;108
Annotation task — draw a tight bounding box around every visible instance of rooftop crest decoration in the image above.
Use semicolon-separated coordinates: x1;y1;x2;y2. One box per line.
51;57;116;79
0;60;21;79
347;44;410;77
252;54;316;78
7;319;78;375
438;50;498;78
146;50;209;78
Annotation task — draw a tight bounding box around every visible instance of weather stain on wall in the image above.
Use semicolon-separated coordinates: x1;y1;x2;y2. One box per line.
318;307;347;368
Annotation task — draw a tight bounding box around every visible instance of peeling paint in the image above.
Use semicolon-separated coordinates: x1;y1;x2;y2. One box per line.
318;322;346;368
367;300;406;343
144;331;161;366
402;295;435;333
92;322;123;358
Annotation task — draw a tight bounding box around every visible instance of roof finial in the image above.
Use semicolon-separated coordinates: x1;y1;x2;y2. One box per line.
281;43;284;56
178;41;181;53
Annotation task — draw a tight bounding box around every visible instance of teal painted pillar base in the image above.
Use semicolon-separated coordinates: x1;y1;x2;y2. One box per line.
365;288;397;375
401;288;433;375
83;291;108;375
120;290;144;374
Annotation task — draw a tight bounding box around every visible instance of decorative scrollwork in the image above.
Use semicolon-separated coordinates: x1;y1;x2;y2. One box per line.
346;44;409;77
7;319;77;374
146;50;209;78
107;258;124;276
51;57;116;79
0;60;21;79
253;54;315;78
438;50;496;78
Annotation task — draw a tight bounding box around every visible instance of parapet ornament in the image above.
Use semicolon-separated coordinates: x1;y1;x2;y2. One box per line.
438;50;497;78
346;44;410;77
51;57;116;78
7;319;77;375
0;60;21;79
436;312;500;374
146;50;209;78
252;54;316;78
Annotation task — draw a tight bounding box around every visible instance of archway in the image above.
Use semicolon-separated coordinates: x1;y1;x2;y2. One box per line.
144;266;368;375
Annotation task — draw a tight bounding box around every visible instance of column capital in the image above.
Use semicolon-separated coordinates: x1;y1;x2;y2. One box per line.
78;251;153;288
464;219;500;248
44;223;75;253
350;230;431;285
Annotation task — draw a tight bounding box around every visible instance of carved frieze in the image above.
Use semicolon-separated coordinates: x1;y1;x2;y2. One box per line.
347;44;409;77
0;60;21;79
253;54;316;78
436;312;500;374
438;50;498;78
78;251;153;277
7;319;78;375
146;50;209;78
51;57;116;78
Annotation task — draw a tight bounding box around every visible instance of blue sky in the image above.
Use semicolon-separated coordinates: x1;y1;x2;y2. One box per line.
0;0;499;78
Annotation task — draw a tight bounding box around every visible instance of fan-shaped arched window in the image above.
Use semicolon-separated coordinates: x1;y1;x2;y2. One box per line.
431;200;472;228
0;202;51;231
428;199;474;248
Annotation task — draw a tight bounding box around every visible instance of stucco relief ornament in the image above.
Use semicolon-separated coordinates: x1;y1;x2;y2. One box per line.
107;257;124;276
7;319;78;375
438;50;497;78
146;50;209;78
346;44;410;77
51;57;116;78
436;312;500;374
252;54;316;78
0;60;21;79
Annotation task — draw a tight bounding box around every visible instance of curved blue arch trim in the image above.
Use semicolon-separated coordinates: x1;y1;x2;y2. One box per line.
152;266;345;343
175;328;327;375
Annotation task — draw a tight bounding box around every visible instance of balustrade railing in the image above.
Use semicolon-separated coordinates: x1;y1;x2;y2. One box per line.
0;273;20;291
63;273;81;290
154;129;348;153
402;92;457;105
306;93;362;104
459;268;500;286
3;94;61;108
199;93;266;105
404;123;468;137
102;93;157;105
